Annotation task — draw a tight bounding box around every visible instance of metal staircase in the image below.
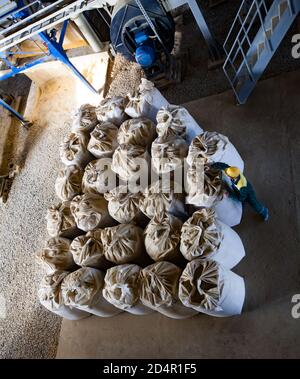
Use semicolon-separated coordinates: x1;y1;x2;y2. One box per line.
223;0;300;104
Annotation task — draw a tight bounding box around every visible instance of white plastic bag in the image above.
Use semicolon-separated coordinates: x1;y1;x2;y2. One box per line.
70;194;115;232
103;264;153;315
71;104;98;133
60;132;92;168
82;159;116;195
187;132;244;171
38;271;90;320
37;237;76;273
61;267;122;317
179;259;245;317
55;165;83;202
87;122;118;159
139;261;198;319
96;96;128;126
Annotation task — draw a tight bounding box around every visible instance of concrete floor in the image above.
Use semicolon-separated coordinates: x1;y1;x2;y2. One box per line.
57;69;300;359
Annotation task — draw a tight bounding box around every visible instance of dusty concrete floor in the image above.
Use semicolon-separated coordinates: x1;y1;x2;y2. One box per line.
57;69;300;359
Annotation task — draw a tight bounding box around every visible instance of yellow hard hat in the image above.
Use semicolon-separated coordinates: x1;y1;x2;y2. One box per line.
225;166;241;179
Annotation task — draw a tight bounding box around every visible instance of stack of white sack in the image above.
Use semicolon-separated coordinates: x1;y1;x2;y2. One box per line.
180;208;245;269
139;261;198;319
38;271;90;320
61;267;122;317
103;264;153;315
179;259;245;317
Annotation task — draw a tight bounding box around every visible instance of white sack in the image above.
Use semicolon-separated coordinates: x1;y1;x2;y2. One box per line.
60;132;92;168
186;132;244;171
117;117;156;148
96;96;128;126
37;237;76;274
61;267;122;317
125;78;169;121
179;259;245;317
87;122;118;158
82;159;116;195
71;104;98;133
70;194;115;232
214;196;243;227
46;202;80;239
70;229;110;269
103;264;153;315
55;165;83;202
38;271;90;320
139;261;198;319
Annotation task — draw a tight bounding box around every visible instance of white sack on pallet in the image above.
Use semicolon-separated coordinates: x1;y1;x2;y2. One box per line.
179;259;245;317
87;122;119;159
125;78;169;121
117;117;156;148
71;104;98;133
144;213;182;262
38;271;90;320
186;132;244;171
37;237;76;273
140;262;198;319
151;136;188;175
70;194;114;232
186;165;223;208
103;264;153;315
70;229;110;269
82;159;116;195
60;132;92;168
46;202;80;239
101;224;145;265
180;208;245;269
61;267;122;317
139;179;186;219
156;105;203;144
96;96;128;126
104;185;144;224
213;196;243;227
55;165;83;202
112;144;150;182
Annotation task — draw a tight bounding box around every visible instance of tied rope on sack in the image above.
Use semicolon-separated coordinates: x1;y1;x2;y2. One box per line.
38;271;89;319
87;122;118;159
37;237;76;273
95;96;128;126
144;213;182;262
55;165;83;202
104;185;143;224
156;105;187;139
72;104;98;133
180;208;222;261
139;179;185;219
59;132;90;167
70;194;113;232
82;159;116;195
101;224;145;265
117;117;156;147
70;229;110;269
139;261;182;308
151;136;188;174
46;202;78;238
179;259;223;311
111;144;150;181
186;165;223;207
187;132;229;166
103;264;142;311
125;78;154;118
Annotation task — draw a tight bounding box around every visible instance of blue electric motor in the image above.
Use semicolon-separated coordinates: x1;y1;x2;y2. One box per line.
110;0;175;69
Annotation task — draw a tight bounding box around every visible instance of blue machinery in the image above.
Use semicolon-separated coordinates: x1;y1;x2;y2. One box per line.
0;0;227;125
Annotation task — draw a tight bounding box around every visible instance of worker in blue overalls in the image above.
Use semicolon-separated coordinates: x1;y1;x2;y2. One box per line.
211;162;269;221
